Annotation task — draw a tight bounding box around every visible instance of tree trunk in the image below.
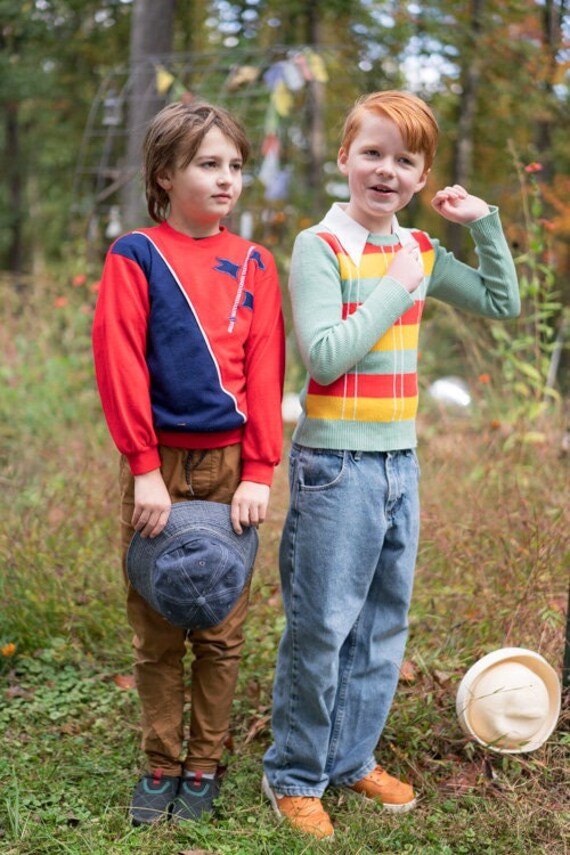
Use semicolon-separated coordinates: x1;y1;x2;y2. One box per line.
6;104;24;275
448;0;484;259
120;0;176;230
535;0;565;182
305;0;326;214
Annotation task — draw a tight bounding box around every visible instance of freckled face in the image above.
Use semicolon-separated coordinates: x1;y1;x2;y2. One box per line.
338;112;428;234
158;126;244;238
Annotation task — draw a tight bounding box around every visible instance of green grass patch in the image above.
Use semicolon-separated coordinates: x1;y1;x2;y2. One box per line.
0;276;568;854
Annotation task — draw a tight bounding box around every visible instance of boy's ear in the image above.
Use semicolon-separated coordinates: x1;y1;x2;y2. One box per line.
337;147;349;175
415;168;429;193
156;172;173;191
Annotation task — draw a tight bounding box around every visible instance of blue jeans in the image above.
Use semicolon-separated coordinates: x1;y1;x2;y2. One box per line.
263;443;420;797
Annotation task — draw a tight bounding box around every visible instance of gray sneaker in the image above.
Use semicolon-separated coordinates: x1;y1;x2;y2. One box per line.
129;770;180;826
171;770;222;823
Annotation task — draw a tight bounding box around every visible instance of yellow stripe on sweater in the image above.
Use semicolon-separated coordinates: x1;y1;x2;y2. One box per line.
373;323;420;352
306;394;418;422
338;249;435;279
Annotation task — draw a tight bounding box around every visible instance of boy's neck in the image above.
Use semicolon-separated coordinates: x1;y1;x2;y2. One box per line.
165;217;223;239
344;203;393;236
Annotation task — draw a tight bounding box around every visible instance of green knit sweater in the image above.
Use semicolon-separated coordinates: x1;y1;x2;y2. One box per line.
290;203;520;452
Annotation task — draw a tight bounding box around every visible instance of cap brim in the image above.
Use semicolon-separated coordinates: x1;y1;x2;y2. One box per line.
126;501;258;628
456;647;561;753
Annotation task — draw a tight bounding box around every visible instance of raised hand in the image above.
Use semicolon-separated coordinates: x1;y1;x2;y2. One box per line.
431;184;490;224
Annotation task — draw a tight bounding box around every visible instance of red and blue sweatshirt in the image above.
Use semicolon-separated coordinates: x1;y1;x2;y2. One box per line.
92;221;285;484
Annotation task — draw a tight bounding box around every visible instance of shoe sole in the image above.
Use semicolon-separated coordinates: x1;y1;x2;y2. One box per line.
261;774;335;841
130;807;173;827
347;788;417;814
261;774;282;819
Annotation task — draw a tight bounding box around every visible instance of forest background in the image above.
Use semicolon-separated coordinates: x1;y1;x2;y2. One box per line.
0;1;569;854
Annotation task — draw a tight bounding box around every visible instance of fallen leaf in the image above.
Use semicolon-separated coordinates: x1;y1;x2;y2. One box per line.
5;685;35;701
244;715;270;744
399;660;417;682
59;721;81;736
112;674;136;690
47;507;66;526
433;669;453;686
439;763;481;795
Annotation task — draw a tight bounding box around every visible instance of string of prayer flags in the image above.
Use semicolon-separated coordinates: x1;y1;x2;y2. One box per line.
226;65;261;91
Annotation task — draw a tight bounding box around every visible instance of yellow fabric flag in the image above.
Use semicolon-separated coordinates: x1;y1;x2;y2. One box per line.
306;51;328;83
156;65;175;95
227;65;260;90
272;80;293;117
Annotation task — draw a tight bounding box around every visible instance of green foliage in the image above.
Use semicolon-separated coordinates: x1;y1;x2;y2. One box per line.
2;1;570;276
467;154;566;438
0;269;568;854
418;149;567;448
0;5;568;852
500;155;562;404
0;271;127;659
0;0;132;266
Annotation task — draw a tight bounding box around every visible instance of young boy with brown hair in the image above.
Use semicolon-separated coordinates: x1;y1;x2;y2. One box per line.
92;100;285;826
262;90;520;840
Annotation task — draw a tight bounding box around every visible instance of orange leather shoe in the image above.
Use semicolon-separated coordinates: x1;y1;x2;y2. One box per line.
262;775;334;840
348;765;416;813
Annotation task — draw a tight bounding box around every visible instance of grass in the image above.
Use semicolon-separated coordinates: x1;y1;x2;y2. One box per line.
0;274;569;854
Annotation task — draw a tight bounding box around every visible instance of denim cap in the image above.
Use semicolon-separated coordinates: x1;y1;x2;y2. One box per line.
127;501;258;630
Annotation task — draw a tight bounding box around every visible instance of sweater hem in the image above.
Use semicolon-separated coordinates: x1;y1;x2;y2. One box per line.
291;417;417;452
156;427;244;449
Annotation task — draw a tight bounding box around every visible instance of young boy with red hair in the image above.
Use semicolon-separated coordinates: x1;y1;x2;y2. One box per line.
262;90;520;840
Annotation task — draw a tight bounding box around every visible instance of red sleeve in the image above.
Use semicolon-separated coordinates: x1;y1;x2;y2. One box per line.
92;245;161;475
241;249;285;485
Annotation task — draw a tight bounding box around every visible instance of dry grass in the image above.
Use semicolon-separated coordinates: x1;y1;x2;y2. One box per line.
0;276;568;853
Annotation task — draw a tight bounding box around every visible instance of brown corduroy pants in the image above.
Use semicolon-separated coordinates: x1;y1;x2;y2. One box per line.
119;444;250;775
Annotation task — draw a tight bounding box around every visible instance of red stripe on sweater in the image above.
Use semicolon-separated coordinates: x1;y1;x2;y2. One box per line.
342;301;424;322
308;373;418;398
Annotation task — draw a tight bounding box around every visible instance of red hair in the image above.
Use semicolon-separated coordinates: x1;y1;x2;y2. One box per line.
340;91;439;171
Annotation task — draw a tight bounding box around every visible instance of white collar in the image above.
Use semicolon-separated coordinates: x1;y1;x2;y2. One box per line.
319;203;407;268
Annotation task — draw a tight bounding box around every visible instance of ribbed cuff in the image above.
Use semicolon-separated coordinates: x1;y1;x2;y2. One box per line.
240;460;276;486
127;447;161;475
